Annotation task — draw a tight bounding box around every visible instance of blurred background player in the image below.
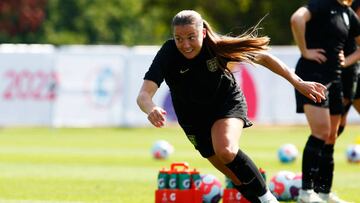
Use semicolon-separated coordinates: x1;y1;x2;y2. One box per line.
339;0;360;136
291;0;360;202
137;10;326;203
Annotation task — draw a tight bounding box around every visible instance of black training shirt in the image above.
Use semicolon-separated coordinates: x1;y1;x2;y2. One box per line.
344;0;360;55
305;0;360;68
144;39;238;124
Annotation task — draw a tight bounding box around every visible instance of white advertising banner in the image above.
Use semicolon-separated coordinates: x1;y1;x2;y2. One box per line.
52;46;127;127
0;45;56;126
0;44;358;127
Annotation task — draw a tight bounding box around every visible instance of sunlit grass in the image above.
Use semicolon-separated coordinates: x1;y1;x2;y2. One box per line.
0;125;359;202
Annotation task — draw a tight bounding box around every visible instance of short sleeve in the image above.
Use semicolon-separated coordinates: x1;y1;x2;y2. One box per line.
349;8;360;38
352;0;360;11
306;0;331;17
143;44;167;87
307;0;321;16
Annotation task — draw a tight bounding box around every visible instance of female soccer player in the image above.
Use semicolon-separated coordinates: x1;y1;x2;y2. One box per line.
339;0;360;136
138;10;326;203
291;0;360;202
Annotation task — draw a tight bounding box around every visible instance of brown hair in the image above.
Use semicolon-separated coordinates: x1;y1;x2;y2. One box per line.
172;10;270;71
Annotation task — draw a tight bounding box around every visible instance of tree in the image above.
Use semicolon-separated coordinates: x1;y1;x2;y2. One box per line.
0;0;47;43
0;0;307;45
140;0;308;45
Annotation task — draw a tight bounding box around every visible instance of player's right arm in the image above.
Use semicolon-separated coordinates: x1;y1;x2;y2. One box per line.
137;80;167;128
290;6;327;64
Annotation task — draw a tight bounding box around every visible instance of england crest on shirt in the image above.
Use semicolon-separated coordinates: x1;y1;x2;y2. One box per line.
206;57;219;72
186;134;198;147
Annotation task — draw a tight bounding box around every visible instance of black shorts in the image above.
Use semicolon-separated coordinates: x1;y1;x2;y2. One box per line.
295;80;343;115
354;70;360;99
342;65;359;100
179;90;252;158
355;71;360;99
181;125;214;158
295;58;343;115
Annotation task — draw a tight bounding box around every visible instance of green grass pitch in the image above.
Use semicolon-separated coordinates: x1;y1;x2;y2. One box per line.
0;125;359;203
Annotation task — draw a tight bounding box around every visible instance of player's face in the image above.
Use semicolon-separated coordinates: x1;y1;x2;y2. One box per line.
173;24;206;59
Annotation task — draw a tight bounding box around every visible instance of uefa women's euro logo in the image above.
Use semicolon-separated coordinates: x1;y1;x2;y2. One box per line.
162;62;258;122
86;66;122;108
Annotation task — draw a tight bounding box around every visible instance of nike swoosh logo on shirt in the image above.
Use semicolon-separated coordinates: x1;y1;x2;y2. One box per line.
180;68;189;74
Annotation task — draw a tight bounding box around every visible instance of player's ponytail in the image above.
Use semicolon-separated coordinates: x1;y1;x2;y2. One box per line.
203;19;270;65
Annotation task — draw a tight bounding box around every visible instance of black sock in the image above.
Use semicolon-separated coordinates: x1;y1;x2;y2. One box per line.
337;125;345;136
315;144;334;194
225;149;267;198
302;135;325;190
234;184;261;203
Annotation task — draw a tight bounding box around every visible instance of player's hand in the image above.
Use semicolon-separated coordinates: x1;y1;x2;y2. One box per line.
303;48;327;64
147;106;167;128
339;50;346;67
297;81;327;103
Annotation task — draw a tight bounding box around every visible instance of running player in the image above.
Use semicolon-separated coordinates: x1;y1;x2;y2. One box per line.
339;0;360;136
137;10;326;203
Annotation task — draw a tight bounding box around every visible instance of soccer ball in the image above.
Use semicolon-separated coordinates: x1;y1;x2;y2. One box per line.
151;140;174;159
200;174;223;203
278;143;299;163
289;173;302;200
269;171;300;201
346;144;360;163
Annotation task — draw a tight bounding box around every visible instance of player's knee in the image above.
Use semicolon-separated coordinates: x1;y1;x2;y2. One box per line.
312;128;331;140
214;147;237;163
327;134;337;143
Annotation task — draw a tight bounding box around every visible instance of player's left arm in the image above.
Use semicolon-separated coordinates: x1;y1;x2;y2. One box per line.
254;52;326;103
344;35;360;67
344;8;360;67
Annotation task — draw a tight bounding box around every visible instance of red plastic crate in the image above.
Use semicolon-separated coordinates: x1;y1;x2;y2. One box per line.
222;189;250;203
155;189;202;203
155;162;203;202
